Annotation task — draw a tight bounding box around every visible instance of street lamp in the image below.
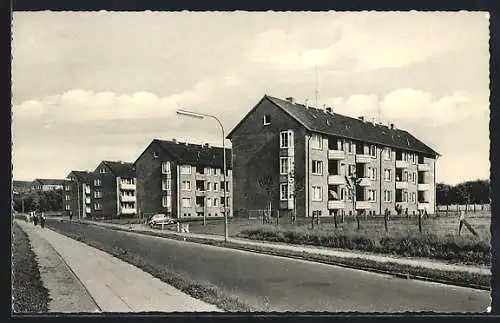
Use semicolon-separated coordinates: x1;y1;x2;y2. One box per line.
176;109;229;242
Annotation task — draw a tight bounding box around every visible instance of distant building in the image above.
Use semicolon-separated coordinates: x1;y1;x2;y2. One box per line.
92;161;136;219
12;180;32;194
227;95;439;218
135;139;232;219
31;179;68;192
64;171;96;219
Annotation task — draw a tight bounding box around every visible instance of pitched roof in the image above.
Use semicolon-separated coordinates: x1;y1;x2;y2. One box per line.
151;139;232;169
33;179;68;186
228;95;439;157
67;171;96;182
101;161;136;177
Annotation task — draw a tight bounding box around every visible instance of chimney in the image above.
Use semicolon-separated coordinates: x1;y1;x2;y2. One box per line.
172;138;177;143
204;143;211;148
305;99;309;108
390;123;395;130
285;96;296;104
358;116;365;122
326;107;332;113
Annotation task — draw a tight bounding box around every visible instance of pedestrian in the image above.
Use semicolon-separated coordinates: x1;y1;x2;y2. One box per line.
69;211;73;221
458;210;465;235
40;212;46;229
33;212;38;226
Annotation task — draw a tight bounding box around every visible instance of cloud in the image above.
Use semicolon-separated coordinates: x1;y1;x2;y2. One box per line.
327;88;487;126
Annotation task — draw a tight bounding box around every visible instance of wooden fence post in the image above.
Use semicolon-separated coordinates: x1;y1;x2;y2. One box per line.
356;211;360;230
418;212;422;233
384;212;388;232
334;211;338;229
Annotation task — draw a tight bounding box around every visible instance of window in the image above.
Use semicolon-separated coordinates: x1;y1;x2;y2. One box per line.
412;192;416;203
220;197;225;205
227;197;230;206
413;172;417;184
369;167;377;180
225;181;230;192
214;168;218;176
207;198;212;207
337;139;344;150
65;185;71;191
165;178;171;191
280;183;289;200
384;169;392;181
263;115;271;125
348;165;356;176
311;134;323;150
403;191;408;202
346;141;353;153
368;190;376;201
94;190;102;199
312;160;323;175
162;196;172;208
340;188;346;200
385;148;392;160
207;182;212;191
213;198;218;207
94;203;102;210
182;198;191;207
182;181;191;191
404;171;408;182
162;161;171;174
412;153;417;164
280;157;291;175
312;186;323;201
213;182;218;191
180;165;192;174
65;194;71;201
280;130;293;148
65;204;71;210
99;168;106;173
384;190;392;203
369;145;376;157
94;178;101;186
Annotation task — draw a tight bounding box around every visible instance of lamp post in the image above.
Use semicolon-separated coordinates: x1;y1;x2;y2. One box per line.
176;109;229;242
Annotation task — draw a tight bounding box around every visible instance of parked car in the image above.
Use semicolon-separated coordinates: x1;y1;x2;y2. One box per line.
147;213;175;226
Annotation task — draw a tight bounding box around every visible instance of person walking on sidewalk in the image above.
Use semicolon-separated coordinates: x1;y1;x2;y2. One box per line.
33;212;38;226
40;212;46;229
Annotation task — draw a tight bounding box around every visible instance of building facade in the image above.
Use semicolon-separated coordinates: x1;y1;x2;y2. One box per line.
13;180;32;194
227;95;439;218
63;171;95;219
31;179;68;192
135;139;232;219
92;161;137;219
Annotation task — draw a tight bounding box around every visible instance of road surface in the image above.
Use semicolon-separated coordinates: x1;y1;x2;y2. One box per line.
47;220;490;312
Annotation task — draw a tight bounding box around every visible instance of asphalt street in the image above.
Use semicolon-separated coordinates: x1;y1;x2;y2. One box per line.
47;220;490;312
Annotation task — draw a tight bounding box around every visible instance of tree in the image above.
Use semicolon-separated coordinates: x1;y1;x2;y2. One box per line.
288;167;305;225
257;174;279;224
346;172;363;230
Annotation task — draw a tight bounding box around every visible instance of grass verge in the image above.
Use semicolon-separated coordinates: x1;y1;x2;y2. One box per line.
12;223;51;313
67;220;491;291
236;226;490;266
46;222;252;312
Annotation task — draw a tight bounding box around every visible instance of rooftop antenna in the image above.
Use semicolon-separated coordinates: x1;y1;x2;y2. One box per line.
314;64;319;108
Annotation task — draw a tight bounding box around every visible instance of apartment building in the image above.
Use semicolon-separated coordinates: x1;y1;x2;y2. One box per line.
135;139;232;219
227;95;439;218
63;171;95;219
31;179;68;192
13;180;32;194
92;161;136;219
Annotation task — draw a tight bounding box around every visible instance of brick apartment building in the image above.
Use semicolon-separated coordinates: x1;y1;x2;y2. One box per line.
135;139;232;219
227;95;439;218
31;179;68;192
63;171;96;219
92;161;136;219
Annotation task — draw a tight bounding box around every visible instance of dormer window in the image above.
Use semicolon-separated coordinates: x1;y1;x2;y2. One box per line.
100;168;106;173
263;115;271;125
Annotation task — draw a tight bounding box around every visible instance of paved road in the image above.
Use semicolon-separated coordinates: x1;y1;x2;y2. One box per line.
47;220;490;312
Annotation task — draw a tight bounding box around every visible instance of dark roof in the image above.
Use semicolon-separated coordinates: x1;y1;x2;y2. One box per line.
228;95;439;157
33;179;68;185
151;139;232;169
101;161;136;177
67;171;96;182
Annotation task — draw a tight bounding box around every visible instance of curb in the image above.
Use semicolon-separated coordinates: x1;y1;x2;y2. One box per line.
53;219;491;292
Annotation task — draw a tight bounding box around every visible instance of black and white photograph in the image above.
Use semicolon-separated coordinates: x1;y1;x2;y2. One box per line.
11;10;492;314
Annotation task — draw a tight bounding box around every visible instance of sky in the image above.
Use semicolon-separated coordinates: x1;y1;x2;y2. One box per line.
12;11;490;185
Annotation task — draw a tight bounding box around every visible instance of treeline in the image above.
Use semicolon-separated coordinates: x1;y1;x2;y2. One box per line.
436;179;490;205
13;190;63;212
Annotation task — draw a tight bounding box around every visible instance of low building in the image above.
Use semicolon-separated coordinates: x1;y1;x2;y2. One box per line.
63;171;96;219
135;139;232;220
92;161;136;219
227;95;439;218
13;180;32;195
31;179;68;192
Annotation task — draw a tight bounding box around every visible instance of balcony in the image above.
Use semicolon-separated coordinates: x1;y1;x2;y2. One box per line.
355;154;372;163
120;195;136;202
396;181;409;189
328;200;344;209
121;208;136;215
418;183;431;191
396;160;409;168
358;178;372;187
120;183;136;190
328;149;345;160
328;175;345;185
418;202;430;210
355;201;371;209
418;163;431;171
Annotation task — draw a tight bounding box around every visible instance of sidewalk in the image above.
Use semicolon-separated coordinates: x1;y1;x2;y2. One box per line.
16;220;222;313
71;218;491;276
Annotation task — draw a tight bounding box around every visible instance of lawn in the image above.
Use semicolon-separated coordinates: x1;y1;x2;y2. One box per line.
11;223;50;313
